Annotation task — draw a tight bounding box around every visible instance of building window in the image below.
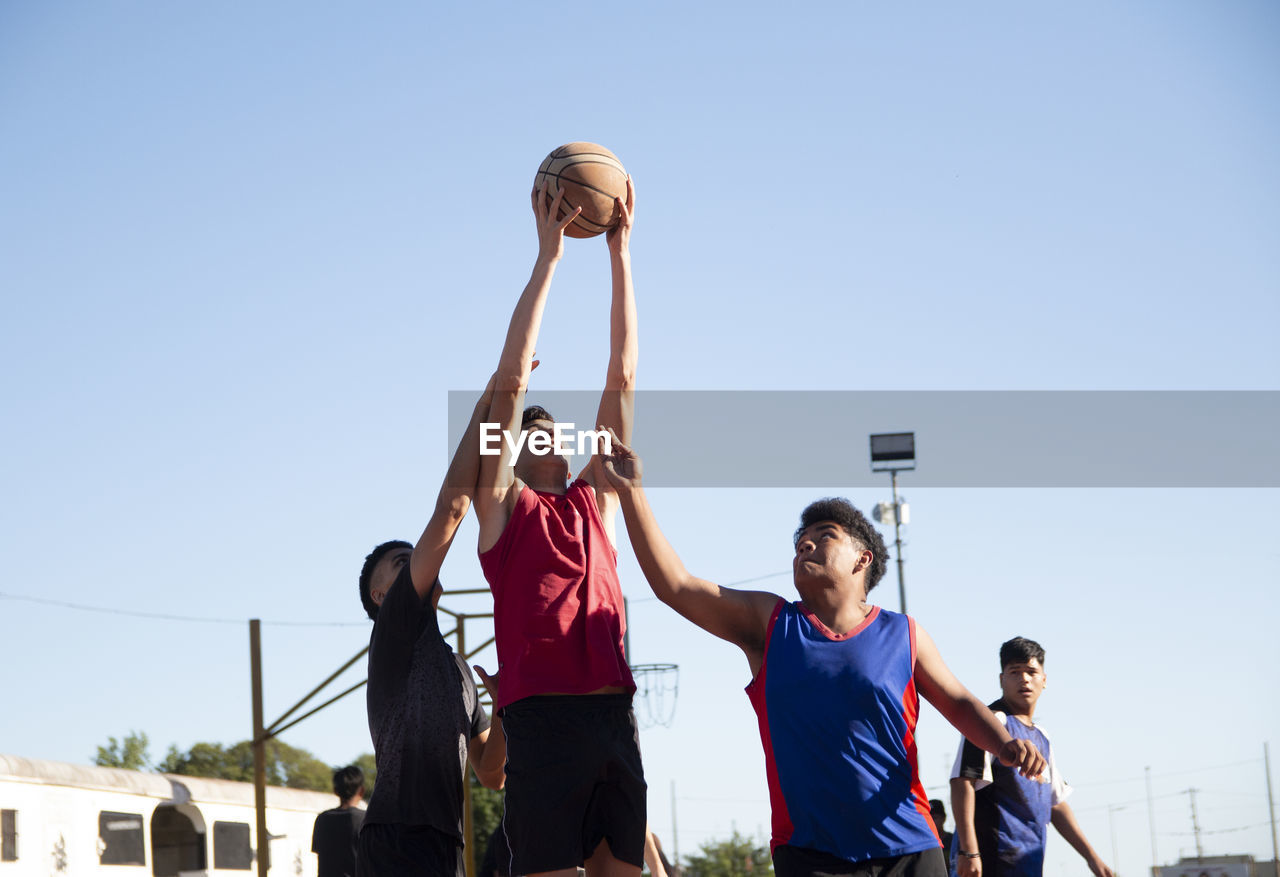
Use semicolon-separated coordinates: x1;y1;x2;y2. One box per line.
1;809;16;862
98;811;145;866
213;822;253;871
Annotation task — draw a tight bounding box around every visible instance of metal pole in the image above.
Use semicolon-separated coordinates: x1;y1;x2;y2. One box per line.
1188;788;1203;859
1266;742;1279;874
1146;765;1158;869
1108;805;1121;871
671;780;679;875
250;620;268;877
891;469;907;614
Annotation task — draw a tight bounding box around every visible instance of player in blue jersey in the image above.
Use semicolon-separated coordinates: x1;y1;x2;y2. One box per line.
950;637;1113;877
599;435;1047;877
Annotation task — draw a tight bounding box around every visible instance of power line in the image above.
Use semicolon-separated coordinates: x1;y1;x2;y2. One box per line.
1071;758;1265;788
0;591;366;627
1161;822;1273;837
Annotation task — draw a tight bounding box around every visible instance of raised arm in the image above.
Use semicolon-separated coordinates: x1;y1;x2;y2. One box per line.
466;664;506;790
583;178;637;497
475;184;579;552
407;373;497;599
601;432;778;671
914;625;1047;780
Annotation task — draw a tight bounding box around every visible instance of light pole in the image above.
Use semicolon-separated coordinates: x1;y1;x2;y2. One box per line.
869;432;914;615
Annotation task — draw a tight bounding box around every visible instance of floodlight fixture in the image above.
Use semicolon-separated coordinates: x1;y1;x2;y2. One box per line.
869;432;916;472
868;431;915;614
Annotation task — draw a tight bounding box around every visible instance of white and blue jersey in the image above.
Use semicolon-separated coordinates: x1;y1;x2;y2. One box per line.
950;700;1070;877
746;600;941;864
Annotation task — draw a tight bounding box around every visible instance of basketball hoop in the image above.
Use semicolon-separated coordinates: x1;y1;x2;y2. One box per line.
629;663;679;729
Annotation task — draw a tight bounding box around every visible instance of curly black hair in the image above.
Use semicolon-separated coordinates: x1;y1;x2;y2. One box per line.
359;540;412;621
794;498;888;593
999;636;1046;670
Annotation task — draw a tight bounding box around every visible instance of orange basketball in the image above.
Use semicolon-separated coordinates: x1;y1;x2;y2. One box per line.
534;142;628;238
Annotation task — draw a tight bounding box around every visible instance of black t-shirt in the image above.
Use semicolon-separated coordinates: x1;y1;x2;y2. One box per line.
311;807;363;877
363;564;490;840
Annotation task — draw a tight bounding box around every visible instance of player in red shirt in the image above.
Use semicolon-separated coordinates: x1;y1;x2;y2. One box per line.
475;180;643;877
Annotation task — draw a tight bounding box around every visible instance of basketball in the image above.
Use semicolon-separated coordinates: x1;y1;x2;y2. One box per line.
534;142;628;238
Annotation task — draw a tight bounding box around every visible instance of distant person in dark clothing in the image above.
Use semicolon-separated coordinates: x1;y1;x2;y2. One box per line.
312;765;365;877
929;799;954;860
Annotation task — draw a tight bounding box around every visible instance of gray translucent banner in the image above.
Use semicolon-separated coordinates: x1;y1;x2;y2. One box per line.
447;391;1278;487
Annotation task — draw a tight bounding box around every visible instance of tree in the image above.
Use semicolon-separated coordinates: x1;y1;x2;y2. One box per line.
95;731;151;771
351;752;377;798
98;732;354;794
164;740;331;791
681;830;773;877
470;771;504;866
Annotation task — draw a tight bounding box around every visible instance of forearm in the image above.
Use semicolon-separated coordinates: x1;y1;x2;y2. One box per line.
597;247;636;443
473;720;506;790
479;257;557;497
1051;805;1103;864
616;486;692;601
440;384;497;499
951;777;979;854
496;258;558;382
938;691;1014;758
608;249;637;385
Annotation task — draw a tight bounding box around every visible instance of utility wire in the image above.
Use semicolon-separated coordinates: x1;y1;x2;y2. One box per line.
5;569;797;623
1071;758;1264;788
1161;822;1272;837
0;591;366;627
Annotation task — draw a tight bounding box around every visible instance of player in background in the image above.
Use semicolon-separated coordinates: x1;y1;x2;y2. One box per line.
950;637;1114;877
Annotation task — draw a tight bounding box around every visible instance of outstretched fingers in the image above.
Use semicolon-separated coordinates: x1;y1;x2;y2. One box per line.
472;664;500;703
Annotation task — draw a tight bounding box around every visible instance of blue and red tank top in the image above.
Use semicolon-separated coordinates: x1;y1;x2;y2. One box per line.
746;599;941;862
479;479;635;709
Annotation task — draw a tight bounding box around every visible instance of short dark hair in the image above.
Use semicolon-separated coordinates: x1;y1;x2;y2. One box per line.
522;405;554;429
332;764;364;800
794;498;888;592
1000;636;1046;669
929;798;947;821
359;540;412;621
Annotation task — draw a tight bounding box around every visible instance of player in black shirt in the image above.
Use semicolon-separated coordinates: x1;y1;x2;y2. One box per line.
356;375;508;877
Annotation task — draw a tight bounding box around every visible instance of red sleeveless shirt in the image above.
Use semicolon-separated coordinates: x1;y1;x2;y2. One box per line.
479;479;635;709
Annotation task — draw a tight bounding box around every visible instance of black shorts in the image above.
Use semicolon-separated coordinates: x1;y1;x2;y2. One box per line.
773;846;947;877
356;823;464;877
501;693;646;874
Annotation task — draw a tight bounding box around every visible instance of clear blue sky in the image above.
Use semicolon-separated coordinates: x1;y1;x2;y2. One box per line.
2;3;1278;876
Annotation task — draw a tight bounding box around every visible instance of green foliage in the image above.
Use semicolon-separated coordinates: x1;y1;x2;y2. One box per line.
351;752;377;798
155;738;330;791
470;771;504;864
681;830;773;877
94;731;151;771
99;731;351;795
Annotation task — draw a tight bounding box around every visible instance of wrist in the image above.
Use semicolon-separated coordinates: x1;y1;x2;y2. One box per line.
957;850;980;859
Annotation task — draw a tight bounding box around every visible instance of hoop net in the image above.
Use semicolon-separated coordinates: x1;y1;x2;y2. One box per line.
629;663;679;729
